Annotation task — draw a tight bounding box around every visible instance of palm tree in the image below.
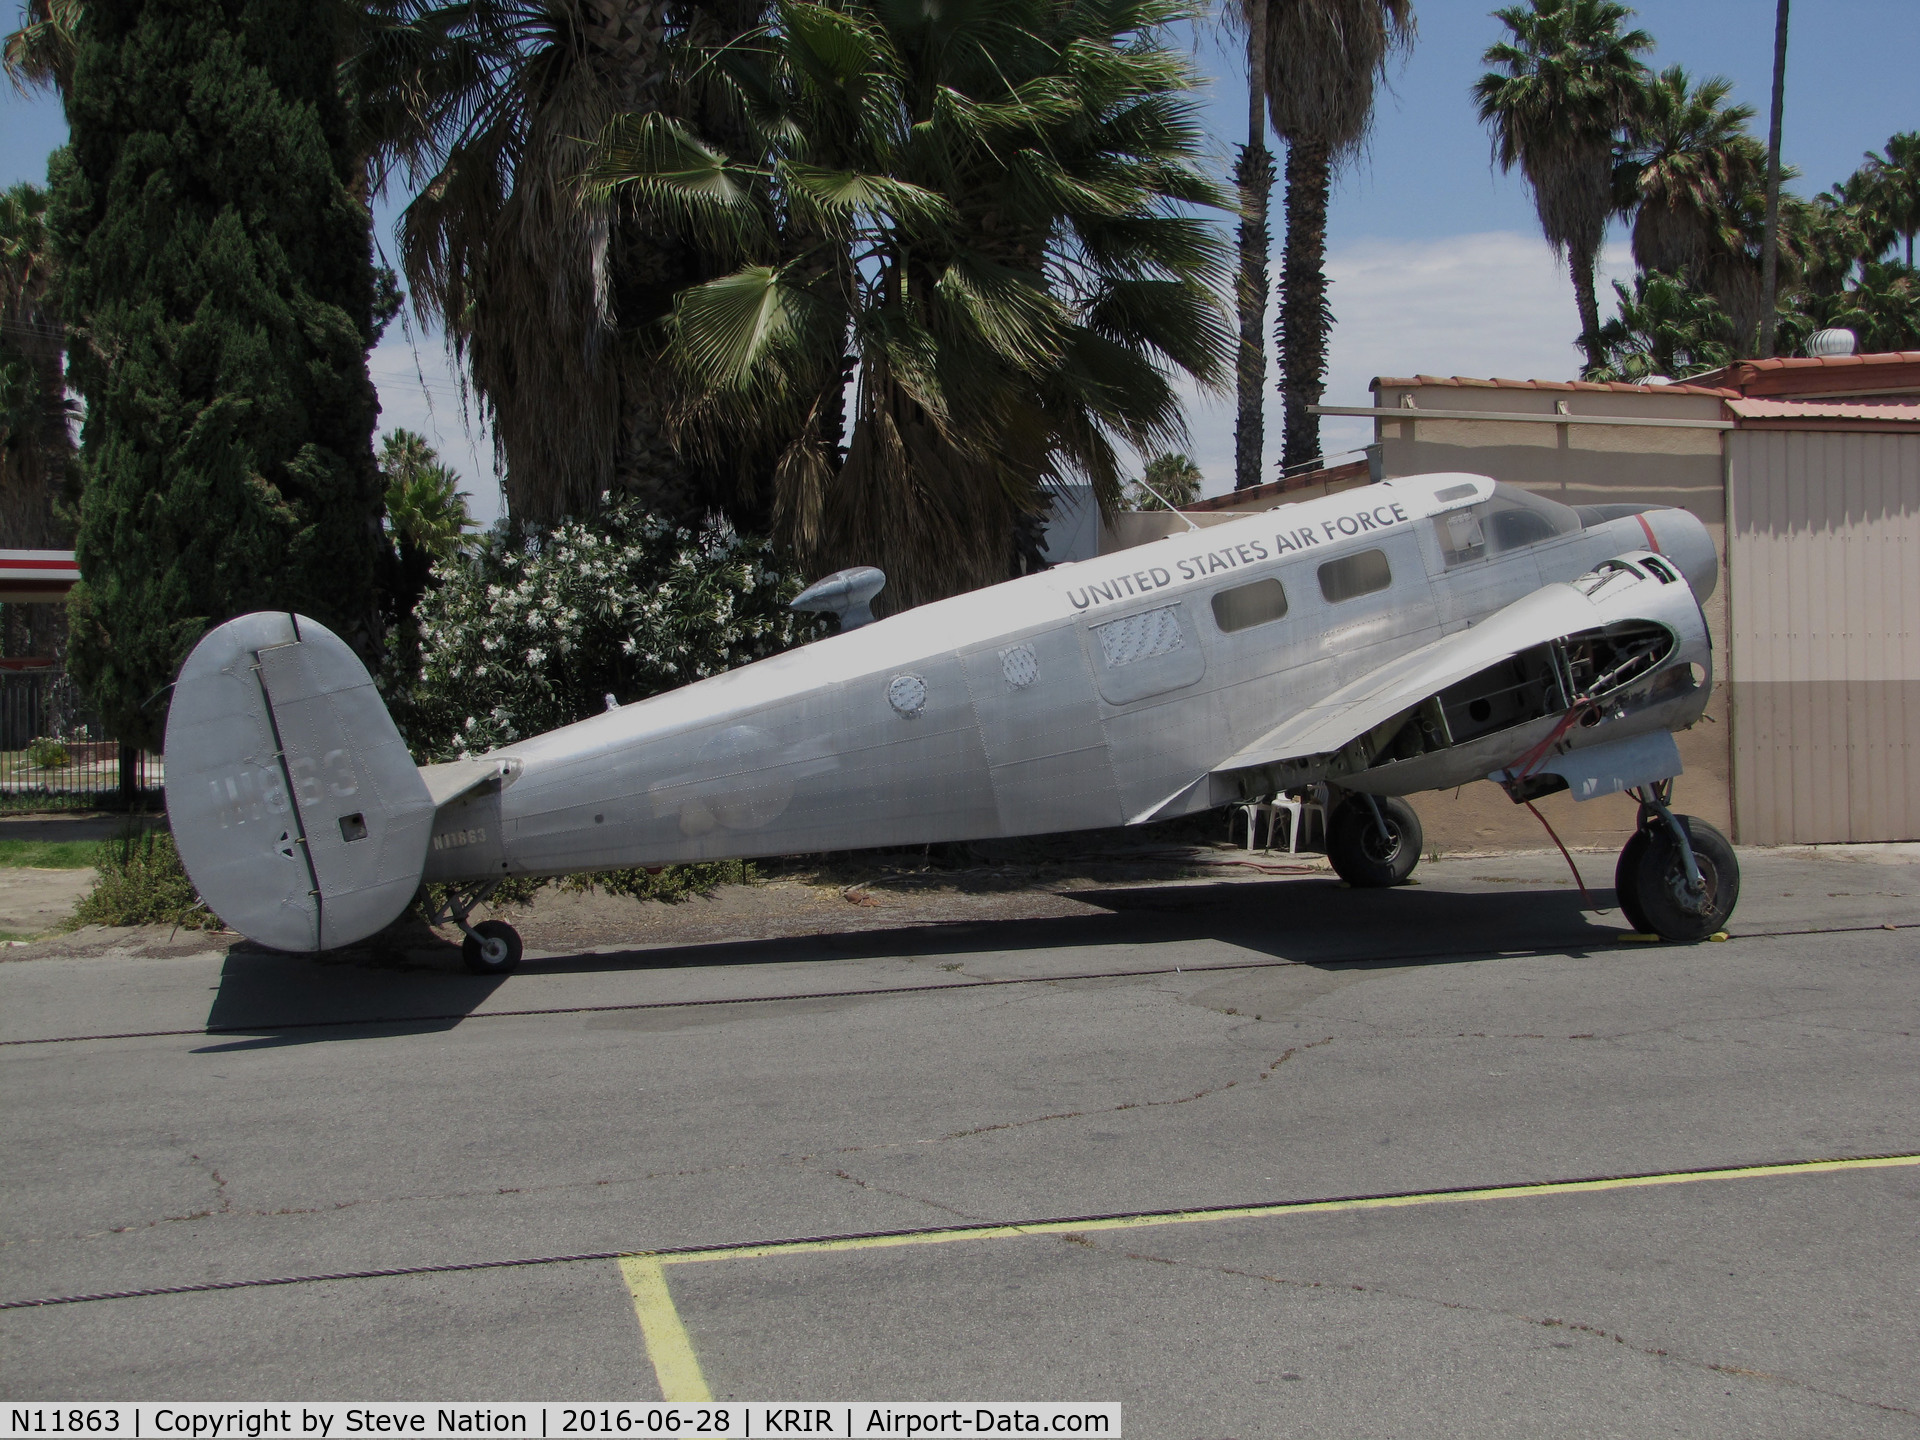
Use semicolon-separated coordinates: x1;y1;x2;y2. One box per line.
0;181;75;663
1;0;78;94
1263;0;1412;474
1863;132;1920;268
1612;64;1798;353
1587;269;1733;382
1756;0;1787;356
1230;0;1275;492
1818;261;1920;353
378;427;472;664
586;0;1229;610
0;183;74;553
362;0;770;531
1474;0;1650;374
1618;67;1761;280
1128;452;1205;511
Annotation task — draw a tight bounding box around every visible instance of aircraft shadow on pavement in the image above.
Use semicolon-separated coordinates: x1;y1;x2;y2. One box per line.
192;876;1622;1048
558;875;1625;975
196;932;503;1051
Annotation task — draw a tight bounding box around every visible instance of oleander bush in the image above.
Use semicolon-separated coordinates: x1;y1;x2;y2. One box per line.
388;498;819;760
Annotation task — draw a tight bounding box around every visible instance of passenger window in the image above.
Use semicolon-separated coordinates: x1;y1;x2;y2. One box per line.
1318;549;1392;603
1211;578;1289;633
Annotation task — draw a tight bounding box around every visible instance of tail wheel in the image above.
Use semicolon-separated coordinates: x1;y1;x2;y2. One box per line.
1614;829;1653;933
1630;816;1739;943
1327;796;1423;888
462;919;524;975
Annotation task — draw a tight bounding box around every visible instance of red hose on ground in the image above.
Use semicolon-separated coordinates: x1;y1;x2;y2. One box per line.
1525;800;1596;911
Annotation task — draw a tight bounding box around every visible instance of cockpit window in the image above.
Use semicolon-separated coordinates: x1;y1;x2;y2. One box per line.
1434;484;1581;567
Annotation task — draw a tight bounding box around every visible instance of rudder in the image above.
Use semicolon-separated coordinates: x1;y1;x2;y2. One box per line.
165;613;435;951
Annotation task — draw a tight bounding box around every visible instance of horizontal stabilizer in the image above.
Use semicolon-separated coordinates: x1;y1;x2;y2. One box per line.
165;613;435;952
420;756;512;807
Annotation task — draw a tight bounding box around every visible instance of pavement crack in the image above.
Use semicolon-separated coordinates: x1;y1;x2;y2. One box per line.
824;1167;986;1222
1057;1237;1918;1420
929;1038;1336;1145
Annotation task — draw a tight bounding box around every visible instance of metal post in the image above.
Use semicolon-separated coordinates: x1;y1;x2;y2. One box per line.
118;742;138;810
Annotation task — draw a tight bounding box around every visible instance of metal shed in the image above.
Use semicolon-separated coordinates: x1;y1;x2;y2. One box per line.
1726;406;1919;843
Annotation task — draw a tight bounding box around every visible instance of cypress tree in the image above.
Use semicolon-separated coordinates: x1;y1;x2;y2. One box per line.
54;0;386;749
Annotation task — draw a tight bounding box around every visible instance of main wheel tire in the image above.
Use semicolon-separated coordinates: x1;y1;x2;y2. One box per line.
1326;796;1423;888
1632;816;1739;943
461;919;524;975
1614;829;1653;933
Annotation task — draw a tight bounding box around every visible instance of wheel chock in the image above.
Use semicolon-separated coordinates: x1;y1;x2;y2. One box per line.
1616;930;1731;944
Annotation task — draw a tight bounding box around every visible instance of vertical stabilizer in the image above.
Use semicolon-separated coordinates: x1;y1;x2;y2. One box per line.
165;613;435;951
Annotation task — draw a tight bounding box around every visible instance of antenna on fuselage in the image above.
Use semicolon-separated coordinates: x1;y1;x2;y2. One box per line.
1136;478;1199;531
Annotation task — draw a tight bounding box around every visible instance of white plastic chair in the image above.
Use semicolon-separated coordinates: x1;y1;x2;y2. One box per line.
1235;786;1326;855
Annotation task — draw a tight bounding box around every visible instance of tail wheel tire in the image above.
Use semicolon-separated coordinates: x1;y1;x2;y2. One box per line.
1614;830;1653;933
1327;796;1423;889
462;919;524;975
1631;816;1739;943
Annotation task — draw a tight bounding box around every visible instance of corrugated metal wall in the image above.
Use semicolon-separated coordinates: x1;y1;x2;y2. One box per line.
1728;429;1919;843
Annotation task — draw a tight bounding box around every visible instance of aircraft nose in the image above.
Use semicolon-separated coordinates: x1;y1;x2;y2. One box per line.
1642;508;1718;602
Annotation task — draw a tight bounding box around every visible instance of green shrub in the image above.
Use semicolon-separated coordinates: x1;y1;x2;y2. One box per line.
71;830;215;929
27;735;70;768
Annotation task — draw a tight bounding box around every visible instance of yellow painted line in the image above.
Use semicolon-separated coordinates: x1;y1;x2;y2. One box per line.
618;1255;712;1401
648;1153;1920;1266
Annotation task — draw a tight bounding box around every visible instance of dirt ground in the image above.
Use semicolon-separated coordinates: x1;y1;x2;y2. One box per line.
5;841;1329;964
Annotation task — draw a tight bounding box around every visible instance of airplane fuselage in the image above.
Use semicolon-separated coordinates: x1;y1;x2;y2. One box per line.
422;474;1717;882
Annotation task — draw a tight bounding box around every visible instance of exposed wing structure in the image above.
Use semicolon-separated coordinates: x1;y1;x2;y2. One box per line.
1216;587;1600;773
1205;552;1711;810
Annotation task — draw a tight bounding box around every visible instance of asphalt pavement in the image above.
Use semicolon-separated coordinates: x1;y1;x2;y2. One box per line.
3;847;1916;1438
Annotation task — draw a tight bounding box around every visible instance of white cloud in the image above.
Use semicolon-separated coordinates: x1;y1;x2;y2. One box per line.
367;322;504;525
1182;230;1633;498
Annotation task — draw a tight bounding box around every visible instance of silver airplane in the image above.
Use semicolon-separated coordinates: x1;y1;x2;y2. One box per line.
164;471;1739;970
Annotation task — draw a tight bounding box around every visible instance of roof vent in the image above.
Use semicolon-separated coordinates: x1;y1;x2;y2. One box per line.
1805;328;1857;358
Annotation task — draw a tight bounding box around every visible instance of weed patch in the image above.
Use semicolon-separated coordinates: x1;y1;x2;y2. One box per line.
70;830;215;929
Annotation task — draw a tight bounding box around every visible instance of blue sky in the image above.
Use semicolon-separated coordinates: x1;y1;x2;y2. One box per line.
4;0;1916;510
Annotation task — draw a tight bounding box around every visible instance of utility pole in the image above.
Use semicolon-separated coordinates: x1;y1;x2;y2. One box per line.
1758;0;1789;358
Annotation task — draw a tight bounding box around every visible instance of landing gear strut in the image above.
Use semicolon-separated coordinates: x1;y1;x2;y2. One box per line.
424;880;524;974
1614;781;1739;942
1327;794;1424;888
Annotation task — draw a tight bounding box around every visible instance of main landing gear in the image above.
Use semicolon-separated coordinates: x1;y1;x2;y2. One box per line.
1614;781;1739;942
1327;793;1424;888
424;880;525;975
